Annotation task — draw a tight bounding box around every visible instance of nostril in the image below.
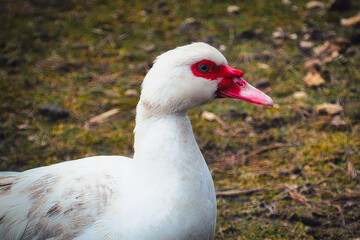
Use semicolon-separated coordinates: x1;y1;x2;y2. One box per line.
236;81;245;88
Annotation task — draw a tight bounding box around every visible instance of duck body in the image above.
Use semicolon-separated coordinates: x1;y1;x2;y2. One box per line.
0;42;273;239
0;114;215;240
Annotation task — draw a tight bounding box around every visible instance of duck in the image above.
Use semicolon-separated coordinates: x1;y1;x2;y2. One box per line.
0;42;273;240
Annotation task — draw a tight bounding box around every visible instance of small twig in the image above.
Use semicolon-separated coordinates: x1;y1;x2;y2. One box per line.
85;108;120;128
216;187;264;197
333;192;360;201
243;143;292;164
334;204;346;226
210;168;237;175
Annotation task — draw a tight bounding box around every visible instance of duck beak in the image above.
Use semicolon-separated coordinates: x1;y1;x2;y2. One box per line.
216;77;273;107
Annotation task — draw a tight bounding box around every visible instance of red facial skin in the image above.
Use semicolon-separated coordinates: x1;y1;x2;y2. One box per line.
191;60;273;106
191;60;244;80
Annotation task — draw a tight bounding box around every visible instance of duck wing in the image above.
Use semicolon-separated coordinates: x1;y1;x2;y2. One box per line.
0;156;129;240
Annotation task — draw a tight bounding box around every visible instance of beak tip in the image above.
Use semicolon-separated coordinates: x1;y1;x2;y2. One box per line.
265;95;274;107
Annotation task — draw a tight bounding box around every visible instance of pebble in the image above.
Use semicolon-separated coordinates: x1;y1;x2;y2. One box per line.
39;105;70;120
219;44;227;51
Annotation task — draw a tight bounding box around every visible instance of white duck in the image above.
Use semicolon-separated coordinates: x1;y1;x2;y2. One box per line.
0;42;273;240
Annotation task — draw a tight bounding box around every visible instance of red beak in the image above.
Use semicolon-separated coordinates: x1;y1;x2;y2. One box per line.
216;67;273;107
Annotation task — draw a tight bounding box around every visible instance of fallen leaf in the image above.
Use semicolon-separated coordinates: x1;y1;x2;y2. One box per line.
306;1;326;9
214;128;226;137
346;161;358;179
272;30;284;39
201;111;217;121
331;115;346;127
17;122;29;130
292;91;308;99
27;134;39;143
313;38;349;59
299;41;314;51
125;89;139;97
303;71;325;87
289;33;298;40
341;13;360;27
282;0;292;6
178;18;199;32
316;103;343;115
272;103;280;109
303;58;322;70
257;63;269;69
289;191;309;204
227;5;240;14
144;44;155;53
303;38;350;69
201;111;228;128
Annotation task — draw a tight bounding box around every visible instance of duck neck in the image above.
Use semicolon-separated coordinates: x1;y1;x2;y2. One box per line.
133;104;205;170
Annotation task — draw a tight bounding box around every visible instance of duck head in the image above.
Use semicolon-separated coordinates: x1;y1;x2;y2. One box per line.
138;42;273;116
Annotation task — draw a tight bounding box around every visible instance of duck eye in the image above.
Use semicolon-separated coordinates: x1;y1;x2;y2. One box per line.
198;64;210;73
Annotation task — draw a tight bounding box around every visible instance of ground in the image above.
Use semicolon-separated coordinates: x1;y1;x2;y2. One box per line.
0;0;359;239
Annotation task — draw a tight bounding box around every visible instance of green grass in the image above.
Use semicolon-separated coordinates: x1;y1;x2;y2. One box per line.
1;0;360;239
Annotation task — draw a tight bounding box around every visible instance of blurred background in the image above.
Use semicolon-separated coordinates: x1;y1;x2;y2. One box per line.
0;0;359;239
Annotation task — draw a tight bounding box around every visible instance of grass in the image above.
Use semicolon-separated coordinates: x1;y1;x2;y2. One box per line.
1;0;359;239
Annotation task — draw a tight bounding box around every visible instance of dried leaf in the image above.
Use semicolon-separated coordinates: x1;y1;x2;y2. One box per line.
303;38;350;68
331;115;346;127
125;89;139;97
341;13;360;27
347;161;358;179
282;0;291;6
144;44;155;53
201;111;228;128
214;128;226;137
289;191;309;204
292;91;308;99
227;5;240;14
303;71;325;87
313;38;349;58
306;1;326;9
299;41;314;51
316;103;343;115
201;111;217;121
313;41;339;58
272;30;284;39
303;58;322;70
17;122;29;130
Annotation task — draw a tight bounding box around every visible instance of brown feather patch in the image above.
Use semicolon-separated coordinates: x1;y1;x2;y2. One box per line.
46;203;62;217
